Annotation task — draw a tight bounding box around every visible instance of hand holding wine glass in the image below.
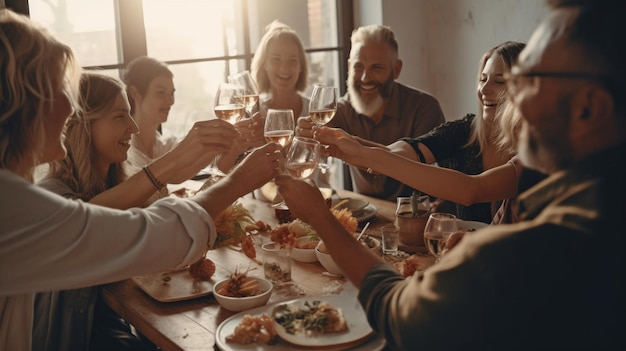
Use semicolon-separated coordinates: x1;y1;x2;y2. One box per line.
228;70;259;118
272;136;321;208
264;109;295;148
423;212;458;263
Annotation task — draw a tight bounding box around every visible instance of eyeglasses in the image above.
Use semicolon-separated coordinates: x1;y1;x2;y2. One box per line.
504;70;613;96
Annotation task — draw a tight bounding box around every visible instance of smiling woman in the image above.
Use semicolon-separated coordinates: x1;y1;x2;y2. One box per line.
34;71;157;351
41;72;137;201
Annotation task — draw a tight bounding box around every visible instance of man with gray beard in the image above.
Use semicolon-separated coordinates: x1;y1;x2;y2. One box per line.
298;25;444;201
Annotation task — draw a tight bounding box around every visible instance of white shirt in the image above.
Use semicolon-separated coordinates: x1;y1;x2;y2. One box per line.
0;169;216;350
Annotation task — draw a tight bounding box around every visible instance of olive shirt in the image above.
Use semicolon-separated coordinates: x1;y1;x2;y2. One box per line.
401;114;493;223
327;82;445;201
358;143;626;350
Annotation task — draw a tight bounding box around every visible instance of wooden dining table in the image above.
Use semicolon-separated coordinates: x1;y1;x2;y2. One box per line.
100;187;434;351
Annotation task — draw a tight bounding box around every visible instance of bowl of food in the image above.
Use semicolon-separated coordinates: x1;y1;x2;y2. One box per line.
291;235;321;263
213;275;273;312
315;241;343;275
335;198;369;215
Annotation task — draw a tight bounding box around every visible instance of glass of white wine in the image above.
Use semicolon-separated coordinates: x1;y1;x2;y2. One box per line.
200;83;246;179
272;137;321;208
309;84;337;171
228;70;259;118
423;212;458;263
264;109;295;148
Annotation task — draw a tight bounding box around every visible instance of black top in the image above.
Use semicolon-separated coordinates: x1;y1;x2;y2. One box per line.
401;114;493;223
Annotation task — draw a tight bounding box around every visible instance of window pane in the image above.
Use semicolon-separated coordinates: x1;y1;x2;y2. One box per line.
143;0;242;61
246;0;337;51
29;0;119;67
162;60;245;138
307;51;342;96
307;0;339;48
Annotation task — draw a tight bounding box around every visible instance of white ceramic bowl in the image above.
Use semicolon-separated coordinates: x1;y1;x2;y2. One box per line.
212;276;273;312
336;198;369;215
315;241;343;275
291;235;320;263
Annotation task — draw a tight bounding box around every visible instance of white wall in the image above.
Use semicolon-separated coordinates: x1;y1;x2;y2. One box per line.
354;0;548;121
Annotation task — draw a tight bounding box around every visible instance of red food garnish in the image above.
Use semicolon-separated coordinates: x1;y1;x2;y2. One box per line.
189;257;216;281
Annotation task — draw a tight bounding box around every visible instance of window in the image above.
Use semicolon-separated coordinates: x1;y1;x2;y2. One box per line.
25;0;350;139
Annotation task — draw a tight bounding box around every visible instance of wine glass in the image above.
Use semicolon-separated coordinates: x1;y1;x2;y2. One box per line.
272;137;321;208
423;212;458;263
309;84;337;171
228;70;259;118
264;109;295;148
200;83;246;179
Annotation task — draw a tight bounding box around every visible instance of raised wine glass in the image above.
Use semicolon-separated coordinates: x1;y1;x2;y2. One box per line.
423;212;458;263
272;136;321;208
228;70;259;118
264;109;295;148
309;84;338;171
200;83;246;179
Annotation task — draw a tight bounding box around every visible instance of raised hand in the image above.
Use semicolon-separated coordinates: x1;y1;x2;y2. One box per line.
314;126;364;164
228;143;283;194
156;119;239;184
235;112;265;150
274;175;328;225
296;116;315;138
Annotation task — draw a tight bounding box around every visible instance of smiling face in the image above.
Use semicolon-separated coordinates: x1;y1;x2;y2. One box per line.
477;54;507;122
90;92;138;173
135;75;175;124
264;36;302;93
347;41;400;117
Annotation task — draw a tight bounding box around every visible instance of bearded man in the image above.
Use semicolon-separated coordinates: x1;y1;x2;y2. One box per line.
298;25;444;200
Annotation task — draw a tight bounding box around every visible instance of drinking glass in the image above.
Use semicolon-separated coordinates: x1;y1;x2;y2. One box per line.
423;212;458;263
380;224;400;255
309;84;337;171
228;70;259;118
261;242;292;284
200;83;246;179
272;136;321;208
264;109;295;148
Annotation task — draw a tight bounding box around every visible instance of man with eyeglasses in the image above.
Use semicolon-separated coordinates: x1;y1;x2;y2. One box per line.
274;0;625;349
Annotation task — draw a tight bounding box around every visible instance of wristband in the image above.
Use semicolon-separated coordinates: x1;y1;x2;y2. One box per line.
143;166;166;191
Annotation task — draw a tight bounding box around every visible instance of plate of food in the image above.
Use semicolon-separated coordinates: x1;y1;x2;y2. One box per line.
132;263;229;303
215;295;386;351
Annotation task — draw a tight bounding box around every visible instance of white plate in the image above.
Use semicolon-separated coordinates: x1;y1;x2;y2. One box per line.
216;295;386;351
456;220;489;232
132;267;229;303
354;204;377;223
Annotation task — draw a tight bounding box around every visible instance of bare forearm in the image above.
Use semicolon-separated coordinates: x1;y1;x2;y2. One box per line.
88;172;162;209
365;148;517;205
190;174;246;219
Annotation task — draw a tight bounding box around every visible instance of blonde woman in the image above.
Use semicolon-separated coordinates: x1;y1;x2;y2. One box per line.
252;20;310;120
0;9;280;349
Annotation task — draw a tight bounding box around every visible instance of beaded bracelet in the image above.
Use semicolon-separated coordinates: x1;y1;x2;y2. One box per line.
143;166;166;191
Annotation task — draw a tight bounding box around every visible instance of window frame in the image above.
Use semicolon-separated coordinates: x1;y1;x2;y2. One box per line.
11;0;352;95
